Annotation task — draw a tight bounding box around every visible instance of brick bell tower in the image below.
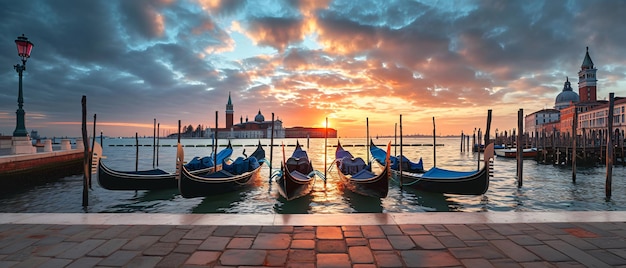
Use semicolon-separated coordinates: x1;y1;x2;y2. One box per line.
578;47;597;102
226;92;234;129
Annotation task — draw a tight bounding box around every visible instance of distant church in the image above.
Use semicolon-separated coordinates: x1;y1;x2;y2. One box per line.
206;93;338;139
208;93;285;139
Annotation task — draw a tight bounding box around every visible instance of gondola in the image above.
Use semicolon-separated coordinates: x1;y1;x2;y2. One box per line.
495;147;538;158
94;141;233;191
370;140;424;174
370;142;495;195
177;141;265;198
334;141;390;198
276;142;316;201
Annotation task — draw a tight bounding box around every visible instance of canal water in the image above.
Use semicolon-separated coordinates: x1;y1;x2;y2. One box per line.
1;137;625;214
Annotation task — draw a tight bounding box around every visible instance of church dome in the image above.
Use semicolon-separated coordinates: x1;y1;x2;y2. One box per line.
554;77;579;110
254;110;265;122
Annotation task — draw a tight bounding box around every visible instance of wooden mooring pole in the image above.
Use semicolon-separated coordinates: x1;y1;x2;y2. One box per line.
460;131;464;152
432;117;436;167
399;114;403;191
572;108;578;183
157;123;160;167
485;110;492;147
517;108;523;187
214;111;218;167
270;113;274;180
606;93;615;200
81;95;89;207
153;118;156;168
366;117;370;162
324;117;328;185
135;132;139;172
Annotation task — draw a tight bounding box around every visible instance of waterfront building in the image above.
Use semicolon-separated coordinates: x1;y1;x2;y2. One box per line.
525;47;625;138
285;127;338;138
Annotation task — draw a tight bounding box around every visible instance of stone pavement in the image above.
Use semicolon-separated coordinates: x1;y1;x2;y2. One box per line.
1;212;626;267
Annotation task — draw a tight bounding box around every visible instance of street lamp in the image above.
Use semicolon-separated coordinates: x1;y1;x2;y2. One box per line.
13;34;34;137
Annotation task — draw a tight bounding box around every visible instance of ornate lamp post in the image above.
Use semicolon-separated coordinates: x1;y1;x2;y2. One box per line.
13;34;34;137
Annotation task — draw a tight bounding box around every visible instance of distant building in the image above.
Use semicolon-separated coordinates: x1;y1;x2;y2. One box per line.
207;94;337;139
524;109;560;134
285;127;337;138
525;47;625;138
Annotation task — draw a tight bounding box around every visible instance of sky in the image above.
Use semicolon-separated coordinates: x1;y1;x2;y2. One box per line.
1;0;625;138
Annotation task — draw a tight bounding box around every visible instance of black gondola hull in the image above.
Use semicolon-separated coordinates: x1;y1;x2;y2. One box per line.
97;160;177;190
179;165;261;198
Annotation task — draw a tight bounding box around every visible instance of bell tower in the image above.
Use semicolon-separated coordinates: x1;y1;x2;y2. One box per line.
578;47;597;102
226;92;234;128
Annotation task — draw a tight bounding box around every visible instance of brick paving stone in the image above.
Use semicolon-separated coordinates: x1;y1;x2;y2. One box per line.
317;226;343;239
143;242;176;256
448;245;506;259
10;256;48;267
410;235;445;249
344;230;363;238
446;224;484;241
122;235;160;250
491;239;541;262
289;249;316;262
477;229;507;240
525;245;571;262
219;249;266;266
291;239;315;249
346;237;368;246
226;237;254;249
349;246;374;263
587;249;626;266
57;239;105;259
198;236;231;250
160;228;188;243
586;237;626;249
155;252;189;267
293;232;315;239
173;244;198;253
266;249;289;266
317;240;347;253
236;225;261;236
361;225;385;238
488;223;526;236
182;226;216;240
117;225;152;239
528;223;568;235
508;234;544;246
252;233;291;249
178;239;202;245
0;238;36;254
436;235;466;248
261;226;294;233
523;229;558;241
65;229;102;242
373;251;404;267
88;238;128;257
92;225;130;239
380;225;403;235
424;224;449;233
33;233;65;246
35;241;78;257
65;257;103;268
285;261;315;268
387;235;416;250
141;225;173;236
401;250;462;267
185;251;221;266
571;223;614;237
545;240;609;267
125;256;162;268
369;238;393;250
97;250;139;266
353;264;377;268
461;258;496;268
0;261;18;267
554;234;598;250
37;257;72;268
399;224;429;235
609;248;626;259
317;253;351;268
212;226;240;237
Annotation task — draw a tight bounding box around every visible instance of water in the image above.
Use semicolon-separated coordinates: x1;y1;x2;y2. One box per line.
1;137;625;214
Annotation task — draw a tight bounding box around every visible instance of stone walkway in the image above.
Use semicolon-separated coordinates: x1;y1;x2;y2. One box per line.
1;212;626;267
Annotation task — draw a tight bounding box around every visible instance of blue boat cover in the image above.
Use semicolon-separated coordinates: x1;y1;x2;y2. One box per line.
422;167;477;179
223;156;260;175
370;144;423;172
185;147;234;170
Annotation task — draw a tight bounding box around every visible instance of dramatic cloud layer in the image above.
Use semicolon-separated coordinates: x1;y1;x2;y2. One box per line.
0;0;625;138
